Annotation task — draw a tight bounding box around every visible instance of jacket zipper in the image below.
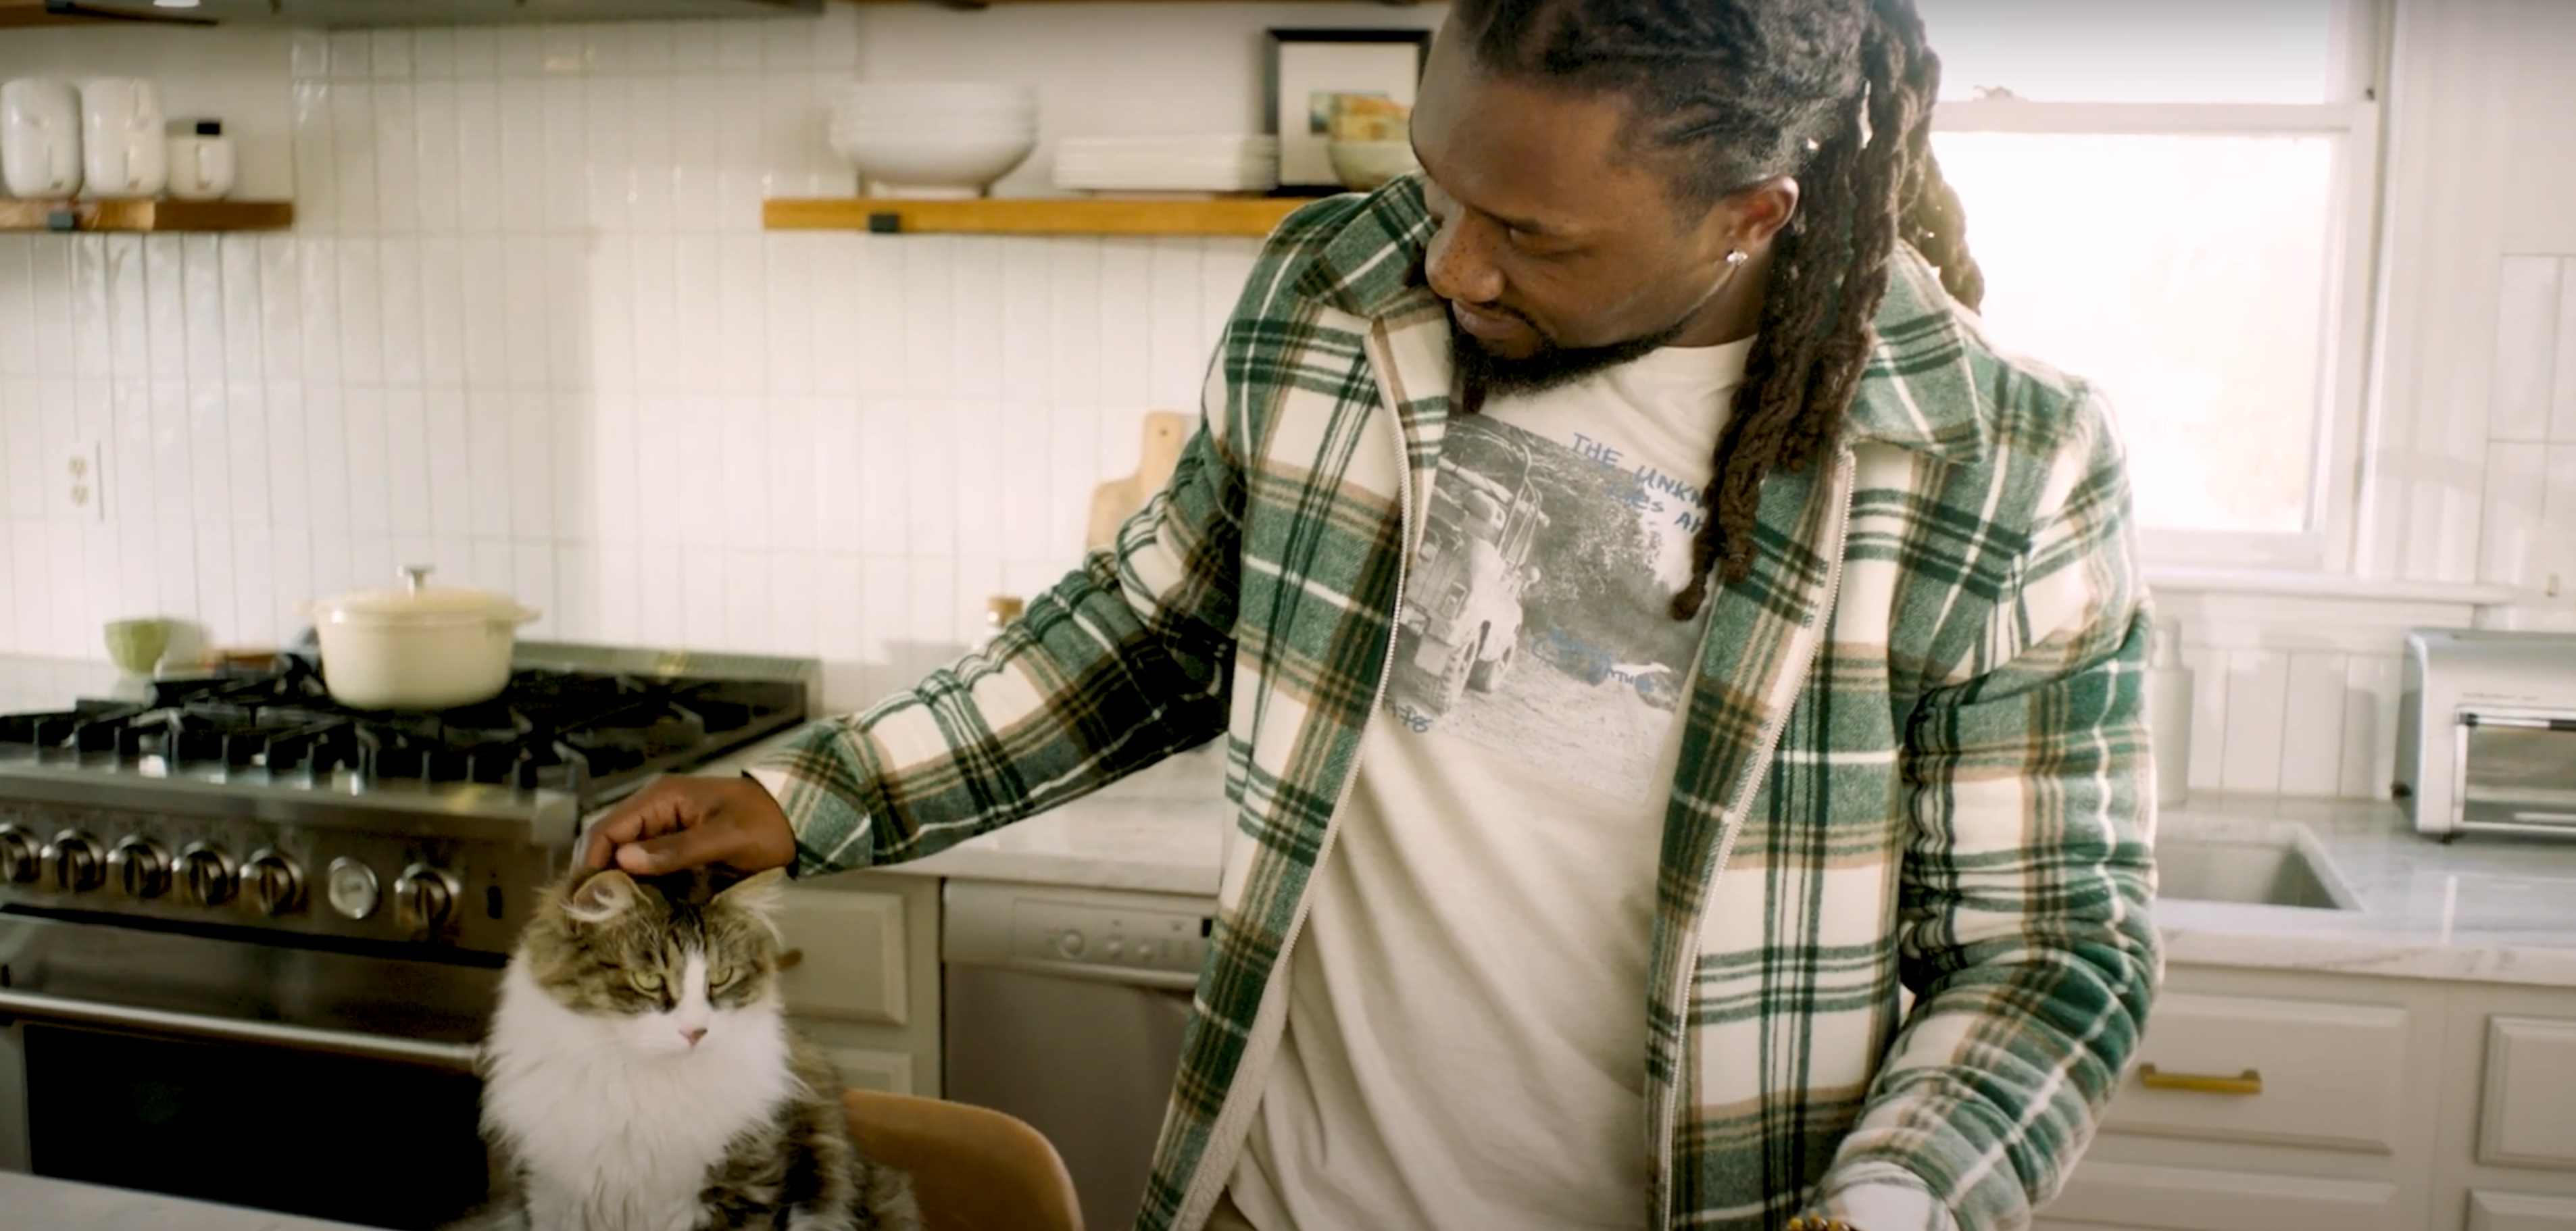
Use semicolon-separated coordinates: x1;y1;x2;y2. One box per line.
1176;326;1419;1230
1650;447;1860;1227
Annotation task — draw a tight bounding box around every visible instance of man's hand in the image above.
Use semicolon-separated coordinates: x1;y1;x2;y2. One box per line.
579;775;798;876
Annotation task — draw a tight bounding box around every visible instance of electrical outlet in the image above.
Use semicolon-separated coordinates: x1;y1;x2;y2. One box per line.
66;441;103;522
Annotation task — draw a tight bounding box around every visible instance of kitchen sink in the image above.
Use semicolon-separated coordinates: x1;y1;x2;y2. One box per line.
2154;831;2358;910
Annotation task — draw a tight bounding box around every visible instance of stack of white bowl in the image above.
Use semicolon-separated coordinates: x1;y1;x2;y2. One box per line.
829;82;1038;198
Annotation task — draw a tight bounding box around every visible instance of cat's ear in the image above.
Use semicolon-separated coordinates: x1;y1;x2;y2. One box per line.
712;867;788;928
566;870;639;924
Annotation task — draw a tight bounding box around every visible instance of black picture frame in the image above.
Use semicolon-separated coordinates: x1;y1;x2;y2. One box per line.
1263;28;1435;193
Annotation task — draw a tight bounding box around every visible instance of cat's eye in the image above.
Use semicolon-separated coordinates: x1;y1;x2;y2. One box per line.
709;966;743;993
628;970;664;994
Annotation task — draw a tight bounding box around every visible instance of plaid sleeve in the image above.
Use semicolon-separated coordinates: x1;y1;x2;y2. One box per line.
1812;384;2162;1230
754;395;1247;876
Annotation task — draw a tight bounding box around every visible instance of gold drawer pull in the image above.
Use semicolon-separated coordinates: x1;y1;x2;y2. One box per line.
2138;1064;2263;1095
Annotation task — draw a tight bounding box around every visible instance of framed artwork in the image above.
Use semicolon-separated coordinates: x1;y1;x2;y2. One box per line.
1264;28;1435;192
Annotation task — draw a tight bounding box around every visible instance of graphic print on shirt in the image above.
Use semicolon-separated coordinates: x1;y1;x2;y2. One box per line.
1387;415;1714;800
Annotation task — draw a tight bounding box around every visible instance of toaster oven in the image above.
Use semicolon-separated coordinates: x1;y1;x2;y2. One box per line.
2396;630;2576;839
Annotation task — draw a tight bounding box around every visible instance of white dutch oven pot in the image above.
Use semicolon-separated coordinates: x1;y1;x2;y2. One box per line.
302;566;540;711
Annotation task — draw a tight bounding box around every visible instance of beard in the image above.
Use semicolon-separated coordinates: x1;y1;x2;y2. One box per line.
1450;306;1691;414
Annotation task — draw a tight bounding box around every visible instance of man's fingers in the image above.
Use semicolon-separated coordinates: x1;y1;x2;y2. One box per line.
614;825;728;876
580;782;704;868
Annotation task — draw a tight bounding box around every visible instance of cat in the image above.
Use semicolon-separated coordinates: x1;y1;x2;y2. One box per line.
447;865;923;1231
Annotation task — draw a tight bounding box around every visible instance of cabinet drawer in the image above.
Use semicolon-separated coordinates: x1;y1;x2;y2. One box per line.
2471;1190;2576;1231
2044;1160;2402;1231
775;887;907;1026
2106;992;2408;1153
2483;1017;2576;1170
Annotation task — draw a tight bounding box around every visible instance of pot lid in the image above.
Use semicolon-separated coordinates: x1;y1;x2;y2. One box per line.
314;566;529;622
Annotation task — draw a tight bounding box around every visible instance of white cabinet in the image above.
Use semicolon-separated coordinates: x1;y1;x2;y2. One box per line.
776;871;943;1099
2481;1017;2576;1170
2470;1191;2576;1231
2036;965;2446;1231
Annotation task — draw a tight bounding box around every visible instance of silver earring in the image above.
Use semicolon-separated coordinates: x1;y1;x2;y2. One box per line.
1725;250;1748;268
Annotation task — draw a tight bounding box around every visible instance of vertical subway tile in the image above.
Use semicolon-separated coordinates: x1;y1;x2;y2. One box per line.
761;68;822;200
74;237;112;378
720;401;769;549
193;528;237;645
616;545;661;644
453;77;503;233
370;30;414;78
494;24;545;80
630;236;677;393
385;388;432;537
424;388;472;536
220;238;262;384
949;399;1003;563
341;386;391;535
541;76;587;234
673;235;721;391
2542;445;2576;594
30;239;74;377
2481;442;2549;586
291;80;336;233
413;28;455;78
420;237;465;382
451;26;497;77
997;401;1051;566
339;241;386;386
949;238;1003;399
897;236;953;397
500;236;549;387
853;236;907;398
810;237;860;397
332;82;379;236
997;238;1049;402
591;235;639;392
766;396;816;553
726;551;772;651
908;400;957;560
583;23;633;78
591;393;640;548
373;81;420;234
0;378;39;522
767;235;814;395
496;77;545;234
224;382;268;530
769;558;816;657
713;76;765;234
459;238;507;386
1095;239;1154;409
414;79;462;236
1045;241;1100;404
140;236;184;378
2181;643;2227;793
2217;649;2291;795
672;20;724;74
2276;651;2348;797
857;399;909;549
2492;255;2560;443
2554;258;2576;444
378;237;425;386
299;237;342;386
469;536;514;595
462;392;510;539
0;239;31;379
1146;238;1203;409
507;391;555;541
682;547;726;645
2342;655;2404;800
542;236;587;394
810;397;862;553
258;236;303;383
328;30;371;80
514;543;558;636
182;235;226;381
585;75;634;234
718;235;766;395
266;382;309;530
629;22;677;76
291;30;330;80
716;22;764;74
814;551;866;665
541;22;591;76
633;393;680;549
628;76;676;234
149;380;195;531
549;390;593;543
304;385;352;533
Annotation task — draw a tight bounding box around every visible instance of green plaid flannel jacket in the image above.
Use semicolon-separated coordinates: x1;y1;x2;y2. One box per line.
762;179;2162;1231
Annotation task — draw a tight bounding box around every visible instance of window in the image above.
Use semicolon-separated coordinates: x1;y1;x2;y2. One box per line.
1920;0;2384;568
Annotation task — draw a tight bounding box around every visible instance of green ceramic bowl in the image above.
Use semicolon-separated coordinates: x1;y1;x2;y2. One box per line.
104;618;170;676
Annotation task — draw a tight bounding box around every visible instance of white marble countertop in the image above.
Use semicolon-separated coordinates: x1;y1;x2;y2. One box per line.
0;1173;374;1230
873;747;1231;899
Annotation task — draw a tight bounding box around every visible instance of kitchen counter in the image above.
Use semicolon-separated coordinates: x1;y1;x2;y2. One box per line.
0;1173;376;1230
11;652;2572;988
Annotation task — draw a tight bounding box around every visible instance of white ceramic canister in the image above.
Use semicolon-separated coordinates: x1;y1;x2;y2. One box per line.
1;78;82;197
78;78;166;199
164;118;234;201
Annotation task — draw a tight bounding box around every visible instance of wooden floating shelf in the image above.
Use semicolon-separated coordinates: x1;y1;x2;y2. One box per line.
0;199;293;234
764;196;1329;238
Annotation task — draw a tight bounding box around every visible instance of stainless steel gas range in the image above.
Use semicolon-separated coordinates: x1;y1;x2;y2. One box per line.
0;642;819;1229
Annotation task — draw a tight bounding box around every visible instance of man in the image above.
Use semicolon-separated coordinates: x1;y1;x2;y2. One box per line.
584;1;2161;1229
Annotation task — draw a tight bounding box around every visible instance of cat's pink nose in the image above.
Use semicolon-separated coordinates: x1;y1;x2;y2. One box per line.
681;1027;708;1046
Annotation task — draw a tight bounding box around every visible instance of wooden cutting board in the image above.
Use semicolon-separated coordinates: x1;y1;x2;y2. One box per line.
1085;410;1189;553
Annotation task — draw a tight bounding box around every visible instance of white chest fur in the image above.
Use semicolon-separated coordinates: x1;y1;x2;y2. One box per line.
480;963;799;1231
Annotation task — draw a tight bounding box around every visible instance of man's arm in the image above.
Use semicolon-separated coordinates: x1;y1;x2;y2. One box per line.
757;405;1245;877
1810;386;2163;1231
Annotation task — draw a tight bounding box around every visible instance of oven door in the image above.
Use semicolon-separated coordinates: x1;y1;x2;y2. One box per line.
0;911;499;1229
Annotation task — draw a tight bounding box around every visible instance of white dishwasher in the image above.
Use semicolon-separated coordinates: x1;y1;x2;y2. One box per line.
941;878;1219;1231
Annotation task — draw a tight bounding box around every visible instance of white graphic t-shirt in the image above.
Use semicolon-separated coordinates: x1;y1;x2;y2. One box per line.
1224;337;1753;1231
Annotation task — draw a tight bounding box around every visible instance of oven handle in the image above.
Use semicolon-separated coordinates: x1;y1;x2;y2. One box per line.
0;988;484;1074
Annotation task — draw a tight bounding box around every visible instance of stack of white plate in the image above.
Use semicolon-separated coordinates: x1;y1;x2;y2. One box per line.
829;82;1039;197
1054;136;1281;194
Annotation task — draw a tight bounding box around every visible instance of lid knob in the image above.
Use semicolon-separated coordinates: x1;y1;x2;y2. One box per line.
402;565;433;595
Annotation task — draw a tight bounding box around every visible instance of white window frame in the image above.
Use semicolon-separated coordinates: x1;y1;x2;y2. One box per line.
1926;0;2391;575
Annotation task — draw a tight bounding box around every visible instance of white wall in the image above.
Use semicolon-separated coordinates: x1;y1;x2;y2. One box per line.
0;0;2562;799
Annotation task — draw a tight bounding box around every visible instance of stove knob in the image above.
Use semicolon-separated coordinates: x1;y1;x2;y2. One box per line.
108;837;173;900
243;850;305;916
395;864;461;931
177;844;237;907
43;832;104;894
0;827;37;885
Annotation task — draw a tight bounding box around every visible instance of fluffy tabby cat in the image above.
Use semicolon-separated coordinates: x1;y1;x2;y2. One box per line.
449;866;922;1231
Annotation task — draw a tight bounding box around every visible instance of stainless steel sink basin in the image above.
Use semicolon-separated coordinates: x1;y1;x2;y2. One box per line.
2154;831;2358;910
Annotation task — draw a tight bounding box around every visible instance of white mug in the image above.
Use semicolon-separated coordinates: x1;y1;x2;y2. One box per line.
165;121;234;201
79;78;166;199
1;78;81;198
